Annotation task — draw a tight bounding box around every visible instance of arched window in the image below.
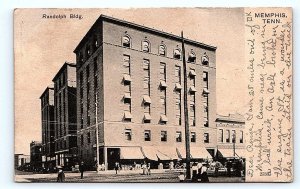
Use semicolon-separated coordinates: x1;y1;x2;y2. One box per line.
174;48;181;59
188;50;196;63
122;35;131;48
159;44;166;56
202;53;209;66
142;40;150;52
94;36;99;49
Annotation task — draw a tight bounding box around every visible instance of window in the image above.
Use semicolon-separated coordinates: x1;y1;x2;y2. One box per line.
226;130;230;143
125;129;132;141
87;132;91;144
203;71;208;90
79;72;83;86
159;44;166;56
176;131;182;142
94;58;98;75
161;131;167;142
191;132;196;142
202;53;209;66
204;133;209;143
78;52;84;65
86;45;91;57
81;135;84;146
188;50;196;63
218;129;223;143
94;36;99;49
232;130;236;143
174;48;181;59
122;35;131;48
240;131;244;143
142;40;150;52
144;130;151;141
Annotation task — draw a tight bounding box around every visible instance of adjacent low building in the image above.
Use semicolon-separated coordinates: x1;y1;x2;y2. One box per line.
216;114;245;161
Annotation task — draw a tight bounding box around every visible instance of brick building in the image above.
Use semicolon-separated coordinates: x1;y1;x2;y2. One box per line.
52;62;77;167
74;15;217;170
30;141;42;170
40;86;55;168
216;114;245;160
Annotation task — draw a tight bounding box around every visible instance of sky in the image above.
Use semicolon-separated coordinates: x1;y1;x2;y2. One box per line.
14;8;246;155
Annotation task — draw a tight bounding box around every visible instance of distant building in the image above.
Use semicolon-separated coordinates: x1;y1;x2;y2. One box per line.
74;15;217;170
216;114;245;160
52;62;77;167
40;86;55;168
15;154;30;168
30;141;42;169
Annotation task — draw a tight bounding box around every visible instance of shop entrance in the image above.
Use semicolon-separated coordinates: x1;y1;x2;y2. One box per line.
107;148;120;170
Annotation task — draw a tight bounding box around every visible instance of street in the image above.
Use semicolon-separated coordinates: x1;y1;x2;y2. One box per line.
15;169;245;183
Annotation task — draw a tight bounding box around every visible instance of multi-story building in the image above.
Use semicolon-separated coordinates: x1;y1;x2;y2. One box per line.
74;15;217;170
30;141;42;170
52;62;77;167
40;86;55;168
216;114;245;161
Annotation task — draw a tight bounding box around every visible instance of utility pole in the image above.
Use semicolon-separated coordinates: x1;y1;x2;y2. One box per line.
182;31;191;180
95;94;100;173
233;132;236;161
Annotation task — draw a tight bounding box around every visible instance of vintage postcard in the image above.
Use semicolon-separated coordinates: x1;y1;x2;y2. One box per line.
14;8;293;183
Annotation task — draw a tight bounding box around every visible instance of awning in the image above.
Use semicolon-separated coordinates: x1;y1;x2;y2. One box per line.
190;147;212;159
124;111;132;119
157;147;179;160
234;149;246;158
189;70;196;77
143;95;152;104
190;86;197;92
177;146;212;159
218;148;240;158
142;146;158;161
160;114;168;122
120;147;145;159
124;93;131;99
144;113;151;121
175;83;182;90
203;88;210;94
123;74;132;82
160;80;167;88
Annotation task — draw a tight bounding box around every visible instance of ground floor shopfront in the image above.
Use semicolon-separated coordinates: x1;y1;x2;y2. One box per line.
81;145;215;171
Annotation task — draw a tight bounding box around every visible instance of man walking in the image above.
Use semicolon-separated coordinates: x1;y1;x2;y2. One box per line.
79;161;85;179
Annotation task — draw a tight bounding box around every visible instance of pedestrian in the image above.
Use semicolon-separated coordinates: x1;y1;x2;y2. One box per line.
79;161;85;179
227;161;232;177
142;162;147;175
115;162;119;174
200;164;209;183
147;163;151;175
215;162;220;177
197;162;203;181
191;162;198;182
57;166;65;182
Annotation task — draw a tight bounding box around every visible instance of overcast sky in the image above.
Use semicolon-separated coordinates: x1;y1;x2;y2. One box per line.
14;8;246;155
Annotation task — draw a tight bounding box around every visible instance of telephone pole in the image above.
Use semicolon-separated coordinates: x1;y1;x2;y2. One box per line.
95;94;100;173
182;31;191;180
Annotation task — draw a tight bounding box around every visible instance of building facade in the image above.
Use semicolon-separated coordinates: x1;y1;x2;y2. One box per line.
52;62;77;168
74;15;217;170
40;86;55;168
216;114;245;160
15;154;30;169
30;141;42;170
